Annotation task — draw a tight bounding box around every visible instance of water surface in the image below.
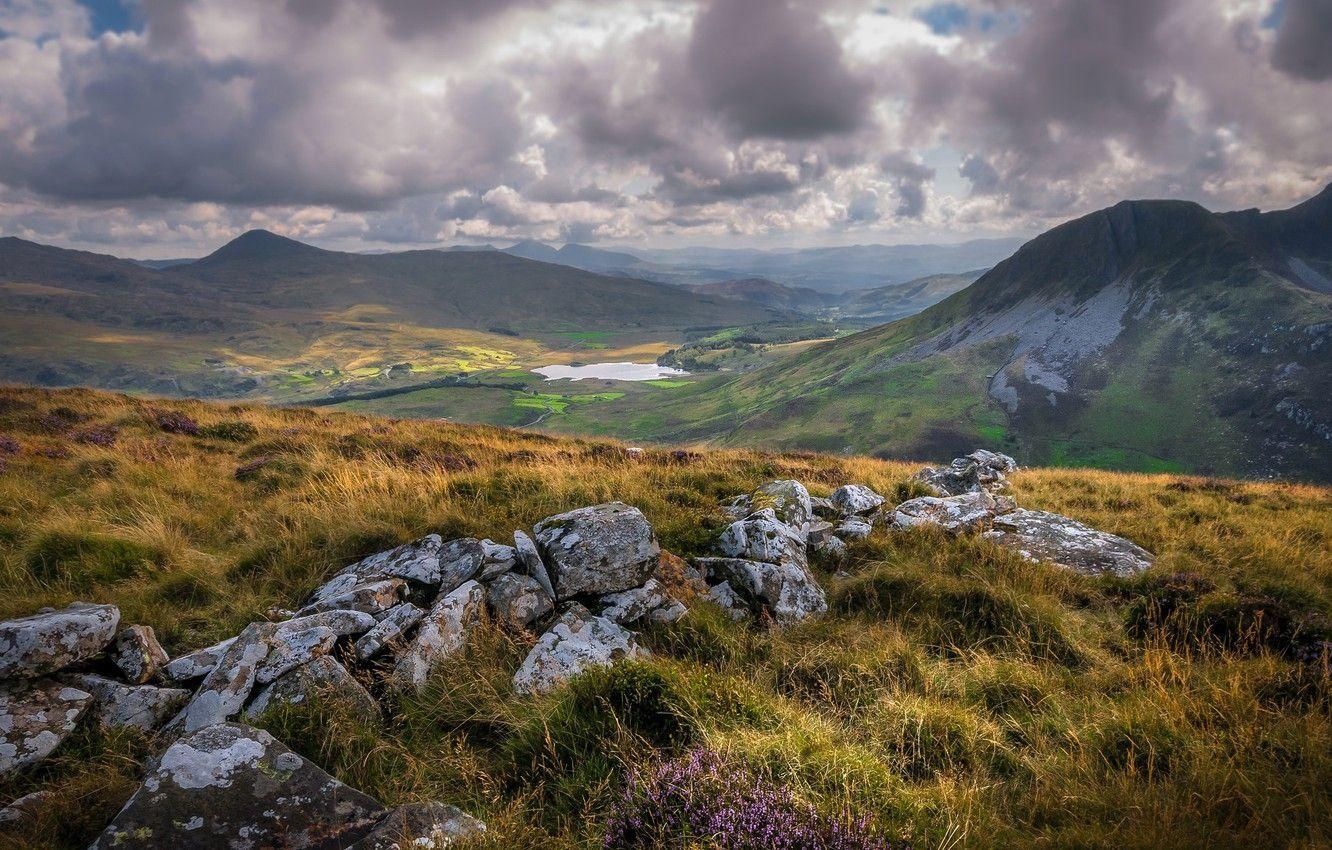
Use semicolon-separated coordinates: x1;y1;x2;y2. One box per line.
532;362;689;382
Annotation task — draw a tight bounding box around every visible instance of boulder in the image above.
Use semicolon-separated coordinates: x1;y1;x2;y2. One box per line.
163;637;237;684
393;580;485;691
278;609;378;639
513;530;555;599
295;578;405;618
598;578;686;626
753;479;812;529
695;557;827;626
67;673;190;732
808;529;847;562
0;679;92;775
704;581;751;621
720;494;753;521
479;538;518;580
513;605;648;695
718;508;807;568
350;802;487;850
533;502;660;598
437;538;485;594
173;622;275;734
89;723;385;850
0;603;120;680
254;625;337;685
890;491;1002;533
835;517;873;541
982;509;1155;577
486;573;554;628
245;657;379;724
912;449;1017;497
342;533;444;587
110;625;169;685
353;603;424;661
830;484;885;516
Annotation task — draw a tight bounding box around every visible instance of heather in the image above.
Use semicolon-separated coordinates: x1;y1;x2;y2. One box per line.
0;386;1329;849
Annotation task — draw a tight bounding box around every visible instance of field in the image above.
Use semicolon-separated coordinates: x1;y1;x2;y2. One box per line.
0;387;1329;848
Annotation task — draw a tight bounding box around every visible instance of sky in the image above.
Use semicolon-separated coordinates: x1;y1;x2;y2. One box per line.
0;0;1329;257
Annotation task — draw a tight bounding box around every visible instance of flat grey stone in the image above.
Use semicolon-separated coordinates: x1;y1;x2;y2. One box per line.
0;678;92;775
172;622;275;734
295;579;405;618
0;604;120;680
67;673;189;732
982;509;1155;577
162;636;237;684
438;538;485;594
830;484;885;516
353;603;424;661
533;502;660;598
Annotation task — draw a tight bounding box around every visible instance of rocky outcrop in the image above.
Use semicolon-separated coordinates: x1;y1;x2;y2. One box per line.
913;450;1018;496
983;509;1155;576
533;502;660;598
890;491;1010;533
695;557;828;626
0;603;120;679
0;678;92;775
513;605;649;695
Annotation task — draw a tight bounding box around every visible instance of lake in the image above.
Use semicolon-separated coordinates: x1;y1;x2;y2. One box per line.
532;362;690;382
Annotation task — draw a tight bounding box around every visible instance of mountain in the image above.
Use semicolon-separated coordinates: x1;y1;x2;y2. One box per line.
558;185;1332;481
682;277;836;312
0;231;776;399
837;270;987;324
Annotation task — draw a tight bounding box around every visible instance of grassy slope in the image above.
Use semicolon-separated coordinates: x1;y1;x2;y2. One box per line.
0;387;1329;849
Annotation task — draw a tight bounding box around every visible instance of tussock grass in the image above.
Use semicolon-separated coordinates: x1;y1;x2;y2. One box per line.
0;386;1329;849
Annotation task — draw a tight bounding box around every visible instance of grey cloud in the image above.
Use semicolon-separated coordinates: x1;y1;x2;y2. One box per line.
1271;0;1332;81
880;153;935;218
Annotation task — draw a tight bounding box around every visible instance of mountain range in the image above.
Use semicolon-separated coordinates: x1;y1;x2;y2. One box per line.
552;185;1332;481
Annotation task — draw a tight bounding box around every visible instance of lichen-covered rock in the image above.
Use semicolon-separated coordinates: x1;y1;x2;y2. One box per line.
718;508;808;568
890;491;1002;533
810;496;839;521
89;723;385;850
753;479;812;529
704;581;751;621
0;679;92;775
695;557;827;626
830;484;885;516
513;605;648;695
350;801;487;850
342;533;444;587
295;578;405;618
982;509;1154;577
393;580;484;691
279;609;378;638
255;625;337;685
479;539;518;579
67;673;189;732
486;573;554;628
0;603;120;680
245;656;379;724
437;538;485;594
598;578;685;625
173;622;276;733
720;494;753;521
514;530;555;598
353;603;424;661
808;528;847;562
835;517;873;542
533;502;660;598
163;636;237;683
110;625;169;685
912;449;1017;497
0;789;52;825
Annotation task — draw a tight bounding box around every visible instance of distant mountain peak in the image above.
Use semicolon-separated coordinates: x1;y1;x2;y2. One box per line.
192;229;329;268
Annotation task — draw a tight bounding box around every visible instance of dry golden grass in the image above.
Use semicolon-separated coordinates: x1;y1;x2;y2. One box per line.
0;386;1328;849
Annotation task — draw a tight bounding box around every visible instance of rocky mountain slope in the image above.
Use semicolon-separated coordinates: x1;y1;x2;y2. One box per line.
568;185;1332;481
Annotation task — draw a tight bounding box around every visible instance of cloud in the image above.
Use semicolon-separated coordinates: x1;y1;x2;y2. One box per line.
1271;0;1332;81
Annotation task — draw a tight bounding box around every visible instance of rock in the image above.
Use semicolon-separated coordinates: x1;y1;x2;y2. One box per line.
350;802;487;850
89;723;385;850
912;449;1016;497
652;550;710;602
173;622;275;734
0;603;120;680
720;494;753;521
836;517;873;541
245;656;379;723
890;491;1001;533
982;509;1155;577
830;484;885;516
0;789;52;825
625;446;645;460
110;625;169;685
278;609;378;638
67;673;190;732
255;626;337;685
438;538;485;594
969;448;1018;472
393;580;485;691
162;636;236;683
343;533;444;586
479;538;518;579
354;603;425;661
695;557;827;626
486;573;554;628
513;606;648;695
598;578;685;626
753;479;812;529
810;496;839;520
0;679;92;775
514;530;555;599
295;578;405;618
808;530;847;562
704;581;751;621
533;502;660;598
718;508;808;569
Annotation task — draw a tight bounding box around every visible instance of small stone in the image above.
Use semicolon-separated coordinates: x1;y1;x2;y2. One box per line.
172;622;275;734
696;556;827;626
0;604;120;680
718;508;808;568
351;801;487;850
0;678;92;776
438;538;485;594
890;491;999;533
479;539;518;579
294;578;405;618
66;673;189;732
513;606;648;695
245;656;379;724
598;579;684;626
753;479;812;529
830;484;885;516
354;603;425;661
486;573;554;628
161;636;237;684
836;517;873;541
343;534;444;586
0;789;53;825
110;625;169;685
393;580;485;692
720;494;753;521
255;626;337;685
704;581;751;621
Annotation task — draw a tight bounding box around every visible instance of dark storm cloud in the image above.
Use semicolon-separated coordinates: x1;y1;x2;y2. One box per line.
686;0;872;139
880;153;935;218
1271;0;1332;81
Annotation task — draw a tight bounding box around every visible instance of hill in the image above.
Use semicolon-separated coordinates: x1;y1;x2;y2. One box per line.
0;386;1327;848
838;270;987;324
682;277;836;312
552;186;1332;481
0;231;775;402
